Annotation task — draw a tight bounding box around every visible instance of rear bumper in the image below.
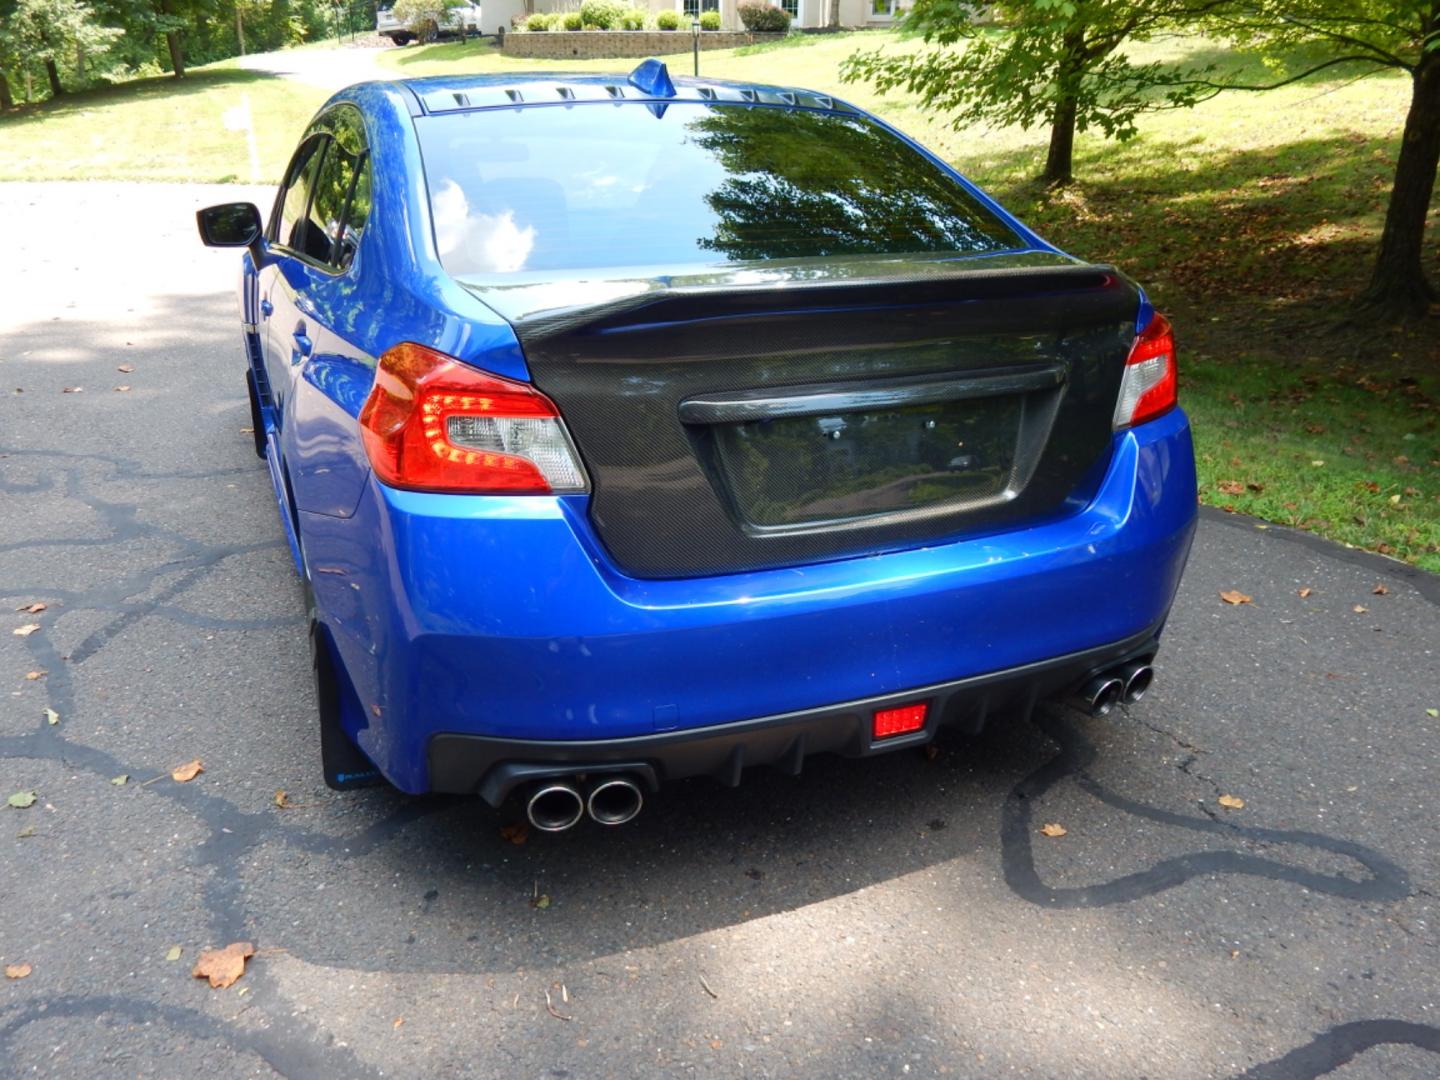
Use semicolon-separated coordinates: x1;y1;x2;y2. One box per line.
436;626;1159;805
302;409;1197;794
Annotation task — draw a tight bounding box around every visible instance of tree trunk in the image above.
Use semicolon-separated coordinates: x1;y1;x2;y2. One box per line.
1041;34;1086;186
0;72;14;110
236;6;246;54
44;58;63;97
1042;94;1078;185
1357;51;1440;321
160;0;186;77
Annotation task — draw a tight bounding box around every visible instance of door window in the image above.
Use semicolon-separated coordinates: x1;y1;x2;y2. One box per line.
272;135;329;254
310;142;369;269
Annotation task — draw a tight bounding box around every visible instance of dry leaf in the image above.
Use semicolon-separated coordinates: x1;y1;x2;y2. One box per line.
1297;587;1313;599
192;942;254;989
499;822;529;846
1219;590;1252;605
1217;480;1244;495
166;945;183;962
44;708;59;726
111;775;129;786
5;963;31;980
394;1016;405;1029
62;386;83;393
12;624;40;637
15;602;46;614
273;790;308;809
24;670;46;680
15;825;35;839
117;364;135;373
1352;604;1368;614
1039;822;1067;837
1372;584;1389;596
113;385;131;393
171;759;204;783
1218;794;1245;810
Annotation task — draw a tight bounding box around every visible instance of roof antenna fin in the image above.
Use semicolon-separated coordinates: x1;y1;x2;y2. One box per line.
628;58;676;99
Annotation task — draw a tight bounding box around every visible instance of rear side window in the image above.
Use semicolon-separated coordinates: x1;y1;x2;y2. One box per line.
272;136;328;254
416;103;1023;278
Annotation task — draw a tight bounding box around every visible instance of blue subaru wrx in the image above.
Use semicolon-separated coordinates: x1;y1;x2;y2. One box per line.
197;60;1196;832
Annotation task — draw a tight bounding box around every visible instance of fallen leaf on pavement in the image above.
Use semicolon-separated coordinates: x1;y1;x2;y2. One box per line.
15;602;46;614
166;945;183;962
192;942;254;989
171;759;204;783
5;963;31;980
117;364;135;373
24;670;46;680
1039;822;1067;837
12;624;40;637
1372;584;1389;595
1219;590;1252;605
1297;587;1313;598
7;791;37;809
113;385;131;393
1218;794;1245;810
62;386;83;393
111;775;128;786
16;825;35;839
393;1017;405;1029
499;822;529;846
273;790;309;809
44;709;59;726
1352;604;1368;614
1425;708;1438;719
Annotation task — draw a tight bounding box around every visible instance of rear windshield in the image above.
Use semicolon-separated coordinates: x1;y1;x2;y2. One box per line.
415;102;1023;278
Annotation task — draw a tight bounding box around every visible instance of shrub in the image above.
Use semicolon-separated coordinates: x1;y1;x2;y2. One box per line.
655;8;679;29
579;0;628;28
562;10;583;29
620;7;645;29
737;0;789;31
699;9;720;29
522;11;552;29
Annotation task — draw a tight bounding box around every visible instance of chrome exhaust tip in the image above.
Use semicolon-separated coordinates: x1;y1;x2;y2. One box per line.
1074;675;1124;718
526;782;585;833
1119;662;1155;705
586;776;643;826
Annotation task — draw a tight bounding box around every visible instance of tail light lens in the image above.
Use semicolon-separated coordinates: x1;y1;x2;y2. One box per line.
1113;312;1177;429
359;342;587;494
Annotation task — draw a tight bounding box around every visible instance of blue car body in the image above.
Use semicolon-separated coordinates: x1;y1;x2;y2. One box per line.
216;66;1197;804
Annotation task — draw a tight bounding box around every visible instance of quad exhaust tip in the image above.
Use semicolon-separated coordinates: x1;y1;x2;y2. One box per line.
526;781;585;832
587;776;644;826
1120;662;1154;704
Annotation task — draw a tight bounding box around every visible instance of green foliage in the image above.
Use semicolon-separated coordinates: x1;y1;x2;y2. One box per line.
2;0;121;92
619;7;644;29
700;9;721;29
841;0;1220;180
562;10;583;30
737;1;789;32
655;8;679;30
579;0;627;29
521;11;551;29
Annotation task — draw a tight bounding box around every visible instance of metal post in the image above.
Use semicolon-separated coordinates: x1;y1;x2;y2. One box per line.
691;18;700;76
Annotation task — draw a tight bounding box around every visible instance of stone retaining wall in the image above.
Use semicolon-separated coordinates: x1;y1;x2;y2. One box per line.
503;30;782;60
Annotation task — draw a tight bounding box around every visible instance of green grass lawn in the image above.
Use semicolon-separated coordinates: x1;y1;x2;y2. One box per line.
2;31;1436;567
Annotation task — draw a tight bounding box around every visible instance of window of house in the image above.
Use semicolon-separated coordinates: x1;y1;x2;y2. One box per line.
780;0;798;16
681;0;719;15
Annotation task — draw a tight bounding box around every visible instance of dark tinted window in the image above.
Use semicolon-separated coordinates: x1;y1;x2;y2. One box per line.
416;103;1022;278
310;141;369;269
273;135;328;254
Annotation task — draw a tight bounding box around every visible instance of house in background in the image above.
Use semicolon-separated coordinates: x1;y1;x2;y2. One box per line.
493;0;906;32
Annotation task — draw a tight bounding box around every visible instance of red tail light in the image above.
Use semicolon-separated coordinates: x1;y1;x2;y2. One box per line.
359;342;587;494
1114;312;1177;429
873;702;929;740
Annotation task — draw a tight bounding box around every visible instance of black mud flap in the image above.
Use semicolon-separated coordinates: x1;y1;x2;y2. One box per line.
311;621;387;791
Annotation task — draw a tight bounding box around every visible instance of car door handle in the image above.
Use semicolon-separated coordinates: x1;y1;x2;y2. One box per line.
260;299;273;318
291;327;312;361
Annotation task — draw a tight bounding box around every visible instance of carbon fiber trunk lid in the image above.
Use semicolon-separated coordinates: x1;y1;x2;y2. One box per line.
462;252;1142;579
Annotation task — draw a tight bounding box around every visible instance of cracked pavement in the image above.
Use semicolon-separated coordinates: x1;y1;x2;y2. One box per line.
1;181;1438;1077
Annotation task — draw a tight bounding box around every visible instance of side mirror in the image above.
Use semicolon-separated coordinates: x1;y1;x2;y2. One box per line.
196;202;263;248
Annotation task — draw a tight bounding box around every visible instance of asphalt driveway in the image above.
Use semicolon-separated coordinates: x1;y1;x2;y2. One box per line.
1;181;1437;1078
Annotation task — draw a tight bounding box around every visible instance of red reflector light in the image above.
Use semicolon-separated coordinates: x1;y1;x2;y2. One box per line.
1114;312;1178;429
873;702;928;740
